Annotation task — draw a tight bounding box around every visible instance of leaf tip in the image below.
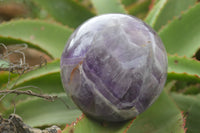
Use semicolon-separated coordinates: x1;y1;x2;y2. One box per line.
63;113;85;132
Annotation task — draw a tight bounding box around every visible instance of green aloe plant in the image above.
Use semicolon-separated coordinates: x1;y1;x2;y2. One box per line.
0;0;200;133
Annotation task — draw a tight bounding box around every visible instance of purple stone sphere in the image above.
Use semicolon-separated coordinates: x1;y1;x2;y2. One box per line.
60;14;168;122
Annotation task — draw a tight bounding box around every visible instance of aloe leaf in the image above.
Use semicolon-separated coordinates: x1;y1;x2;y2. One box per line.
0;72;9;87
2;59;60;90
32;0;95;28
0;20;73;58
72;0;94;11
145;0;197;31
0;59;17;88
145;0;167;27
0;72;17;89
126;91;184;133
126;0;151;19
3;93;81;127
63;91;184;133
168;55;200;83
0;61;12;87
90;0;127;14
170;93;200;133
10;72;64;93
166;80;200;95
1;72;64;107
159;3;200;57
63;116;131;133
182;84;200;95
121;0;137;6
0;60;62;109
2;72;64;109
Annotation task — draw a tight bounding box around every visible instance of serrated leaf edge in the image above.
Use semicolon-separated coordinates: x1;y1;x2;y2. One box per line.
91;0;127;14
163;89;186;133
118;0;128;14
125;0;149;12
31;0;96;28
180;111;188;133
62;113;85;132
168;54;200;82
123;118;136;133
144;0;167;27
0;18;75;31
158;3;200;33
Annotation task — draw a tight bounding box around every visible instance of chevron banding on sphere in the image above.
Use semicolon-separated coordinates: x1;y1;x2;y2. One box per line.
61;14;168;122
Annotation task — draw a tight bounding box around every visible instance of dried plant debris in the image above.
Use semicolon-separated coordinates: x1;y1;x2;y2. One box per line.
0;114;61;133
0;43;57;102
0;43;61;133
0;43;47;74
0;89;58;102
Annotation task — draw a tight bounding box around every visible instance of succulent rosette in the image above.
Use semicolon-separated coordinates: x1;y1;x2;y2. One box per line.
61;14;168;122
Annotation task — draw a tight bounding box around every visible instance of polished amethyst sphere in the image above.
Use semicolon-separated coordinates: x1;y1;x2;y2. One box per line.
60;14;167;122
